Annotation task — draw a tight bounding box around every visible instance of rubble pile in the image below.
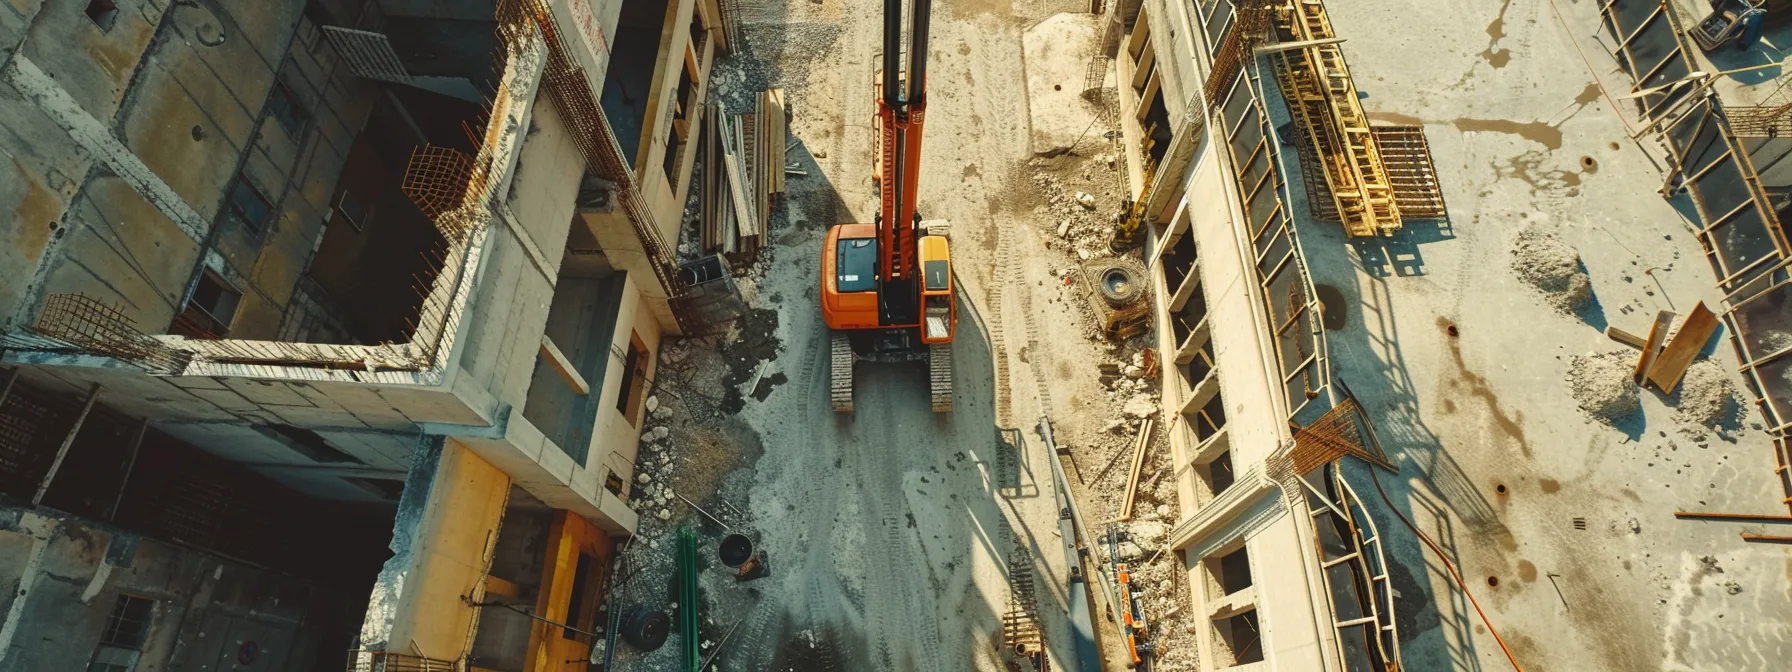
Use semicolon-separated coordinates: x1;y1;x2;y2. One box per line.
1031;158;1123;262
1511;224;1593;311
1567;350;1640;423
1674;359;1740;436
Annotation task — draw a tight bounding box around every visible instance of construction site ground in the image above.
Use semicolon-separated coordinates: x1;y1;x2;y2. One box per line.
1296;0;1792;670
611;1;1174;671
607;1;1792;672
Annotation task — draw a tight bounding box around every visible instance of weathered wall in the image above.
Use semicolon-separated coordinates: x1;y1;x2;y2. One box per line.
586;273;659;483
0;508;359;672
0;0;377;340
362;438;510;660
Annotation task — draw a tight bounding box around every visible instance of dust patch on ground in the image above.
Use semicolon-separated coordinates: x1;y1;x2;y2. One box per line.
1566;350;1640;424
1511;224;1592;312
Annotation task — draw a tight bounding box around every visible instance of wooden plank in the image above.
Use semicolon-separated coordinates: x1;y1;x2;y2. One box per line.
1606;326;1648;350
1635;310;1676;382
1646;302;1720;393
1119;415;1156;521
539;335;590;396
723;122;753;241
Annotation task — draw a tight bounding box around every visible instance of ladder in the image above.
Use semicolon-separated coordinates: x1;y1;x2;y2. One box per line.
1274;0;1401;237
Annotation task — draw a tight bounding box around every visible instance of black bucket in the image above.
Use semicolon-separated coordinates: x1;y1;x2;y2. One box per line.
719;533;754;567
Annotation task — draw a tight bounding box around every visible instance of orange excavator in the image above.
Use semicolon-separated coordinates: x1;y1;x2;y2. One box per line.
820;0;954;414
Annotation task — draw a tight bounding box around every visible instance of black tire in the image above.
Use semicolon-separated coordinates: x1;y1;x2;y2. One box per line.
620;607;671;652
1093;261;1146;307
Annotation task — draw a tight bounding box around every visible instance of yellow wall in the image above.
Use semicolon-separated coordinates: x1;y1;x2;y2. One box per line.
387;439;513;660
527;511;614;672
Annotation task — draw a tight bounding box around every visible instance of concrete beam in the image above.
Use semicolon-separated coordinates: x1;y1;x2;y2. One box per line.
538;335;591;396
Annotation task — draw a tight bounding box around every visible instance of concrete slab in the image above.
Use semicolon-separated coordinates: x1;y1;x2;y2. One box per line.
1293;0;1792;669
1022;13;1101;157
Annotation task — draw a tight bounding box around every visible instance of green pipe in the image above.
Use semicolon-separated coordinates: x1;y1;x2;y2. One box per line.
678;526;700;671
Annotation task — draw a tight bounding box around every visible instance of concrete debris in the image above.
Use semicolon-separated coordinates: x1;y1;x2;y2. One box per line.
1074;192;1096;208
1057;219;1073;237
1629;517;1642;534
1511;224;1593;311
1129;521;1168;552
652;426;672;441
1674;360;1738;433
1567;350;1639;423
647;395;660;413
1115;541;1143;561
1724;580;1743;595
1123;364;1144;379
657;509;671;520
638;473;652;484
1156;504;1172;520
1103;417;1127;433
1123;394;1157;419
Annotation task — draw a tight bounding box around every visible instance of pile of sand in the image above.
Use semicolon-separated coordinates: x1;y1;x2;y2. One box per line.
1567;350;1640;423
1512;225;1593;311
1674;359;1739;431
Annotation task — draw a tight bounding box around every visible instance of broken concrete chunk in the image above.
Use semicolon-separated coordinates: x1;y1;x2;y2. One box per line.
1123;394;1157;419
1123;365;1144;379
1129;521;1169;552
1116;541;1144;561
1075;192;1096;208
646;396;660;413
652;426;671;441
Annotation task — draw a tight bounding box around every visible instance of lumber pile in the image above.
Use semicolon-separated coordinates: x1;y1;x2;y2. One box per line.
1608;302;1722;394
699;89;788;267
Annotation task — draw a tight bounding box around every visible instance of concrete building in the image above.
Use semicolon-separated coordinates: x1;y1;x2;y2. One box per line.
1118;0;1792;669
0;0;730;668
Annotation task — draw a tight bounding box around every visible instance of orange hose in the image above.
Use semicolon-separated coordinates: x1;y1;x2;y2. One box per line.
1367;468;1525;671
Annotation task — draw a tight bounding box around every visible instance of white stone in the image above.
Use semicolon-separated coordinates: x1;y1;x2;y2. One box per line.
1116;541;1144;561
1123;394;1156;419
637;473;652;485
1057;220;1073;237
1129;521;1169;551
1103;418;1126;433
657;509;671;520
1075;192;1096;208
646;396;660;413
1123;365;1144;379
1157;504;1172;519
652;426;672;441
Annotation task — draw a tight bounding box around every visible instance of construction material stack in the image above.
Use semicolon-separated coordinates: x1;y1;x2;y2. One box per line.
700;91;789;265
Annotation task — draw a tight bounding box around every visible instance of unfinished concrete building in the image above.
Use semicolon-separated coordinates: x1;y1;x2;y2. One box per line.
1111;0;1792;668
0;0;728;668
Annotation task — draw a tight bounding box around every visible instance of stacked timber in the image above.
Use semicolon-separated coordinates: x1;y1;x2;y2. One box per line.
698;89;789;267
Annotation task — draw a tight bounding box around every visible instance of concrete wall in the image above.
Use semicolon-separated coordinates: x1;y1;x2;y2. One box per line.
0;508;357;672
361;439;510;660
0;0;377;341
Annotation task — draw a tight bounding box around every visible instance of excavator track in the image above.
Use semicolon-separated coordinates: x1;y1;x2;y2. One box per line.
831;331;855;413
929;342;952;413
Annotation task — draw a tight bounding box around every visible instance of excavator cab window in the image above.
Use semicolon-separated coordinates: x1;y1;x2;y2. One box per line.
837;238;878;292
923;259;949;291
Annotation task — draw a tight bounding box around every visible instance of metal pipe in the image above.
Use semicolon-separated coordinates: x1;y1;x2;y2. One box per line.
107;418;149;521
883;0;902;108
906;0;932;107
33;383;101;507
1677;511;1792;522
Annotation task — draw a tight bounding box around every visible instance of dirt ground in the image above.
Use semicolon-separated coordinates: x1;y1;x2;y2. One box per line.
602;1;1204;671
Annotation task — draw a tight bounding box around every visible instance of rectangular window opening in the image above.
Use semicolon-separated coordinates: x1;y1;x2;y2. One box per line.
225;175;274;234
85;1;119;31
99;595;153;648
172;271;241;339
267;76;312;139
616;332;649;425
